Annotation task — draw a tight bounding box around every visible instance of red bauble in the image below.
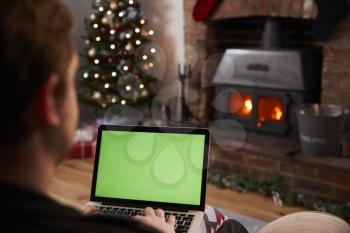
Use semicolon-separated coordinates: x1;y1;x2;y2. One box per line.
193;0;219;21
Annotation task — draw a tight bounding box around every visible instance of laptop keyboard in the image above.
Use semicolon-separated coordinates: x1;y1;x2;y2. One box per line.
97;206;194;233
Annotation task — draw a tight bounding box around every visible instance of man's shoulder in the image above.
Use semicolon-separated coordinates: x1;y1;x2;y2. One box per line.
0;183;154;233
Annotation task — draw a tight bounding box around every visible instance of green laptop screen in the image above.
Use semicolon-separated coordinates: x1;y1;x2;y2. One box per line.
95;130;206;205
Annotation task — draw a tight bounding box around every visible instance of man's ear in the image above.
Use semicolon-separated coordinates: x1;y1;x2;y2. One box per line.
32;74;62;127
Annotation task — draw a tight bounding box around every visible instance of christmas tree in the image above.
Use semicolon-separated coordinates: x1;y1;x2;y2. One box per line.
79;0;157;109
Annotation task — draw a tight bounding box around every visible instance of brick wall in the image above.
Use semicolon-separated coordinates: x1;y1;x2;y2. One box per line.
210;0;317;20
322;15;350;109
184;0;350;202
211;144;350;202
184;0;209;125
185;0;350;116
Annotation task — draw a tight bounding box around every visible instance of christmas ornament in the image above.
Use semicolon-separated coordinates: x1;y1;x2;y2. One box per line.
125;42;133;51
88;48;96;57
93;91;101;99
118;31;126;39
118;1;126;8
117;73;142;99
127;7;138;19
110;1;118;10
141;89;148;97
102;16;109;24
90;14;96;20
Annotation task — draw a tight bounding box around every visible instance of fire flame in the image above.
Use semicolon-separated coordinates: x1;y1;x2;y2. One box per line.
274;107;283;121
258;96;284;122
243;99;253;114
229;93;253;117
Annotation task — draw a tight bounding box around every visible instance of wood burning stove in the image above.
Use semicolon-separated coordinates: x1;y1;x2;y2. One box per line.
212;48;322;135
211;18;323;136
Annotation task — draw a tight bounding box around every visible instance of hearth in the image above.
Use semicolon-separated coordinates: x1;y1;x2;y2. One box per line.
212;19;323;136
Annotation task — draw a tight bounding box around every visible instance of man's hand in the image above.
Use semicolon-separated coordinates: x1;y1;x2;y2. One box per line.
82;204;100;215
134;207;176;233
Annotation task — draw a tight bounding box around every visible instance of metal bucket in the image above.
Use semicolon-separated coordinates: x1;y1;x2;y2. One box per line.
296;104;349;157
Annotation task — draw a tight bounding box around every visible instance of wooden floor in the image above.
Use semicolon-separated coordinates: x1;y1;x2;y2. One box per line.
49;159;305;222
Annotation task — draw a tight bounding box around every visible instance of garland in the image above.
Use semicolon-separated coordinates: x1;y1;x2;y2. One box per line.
208;170;350;221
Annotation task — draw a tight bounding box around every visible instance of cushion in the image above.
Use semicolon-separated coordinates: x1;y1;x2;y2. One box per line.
258;211;350;233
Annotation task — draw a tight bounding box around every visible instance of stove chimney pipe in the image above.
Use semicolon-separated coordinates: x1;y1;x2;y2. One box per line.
262;18;283;48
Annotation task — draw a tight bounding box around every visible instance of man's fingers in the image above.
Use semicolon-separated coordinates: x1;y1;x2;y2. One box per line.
167;215;176;226
134;215;144;221
82;205;100;215
155;209;165;219
144;207;155;216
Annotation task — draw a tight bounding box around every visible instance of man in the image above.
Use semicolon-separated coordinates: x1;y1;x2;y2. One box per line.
0;1;247;233
0;0;174;232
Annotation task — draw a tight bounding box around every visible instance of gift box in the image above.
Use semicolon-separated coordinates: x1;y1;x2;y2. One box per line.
68;140;96;159
67;124;98;159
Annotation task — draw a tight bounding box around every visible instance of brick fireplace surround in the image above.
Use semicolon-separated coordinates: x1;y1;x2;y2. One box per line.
184;0;350;202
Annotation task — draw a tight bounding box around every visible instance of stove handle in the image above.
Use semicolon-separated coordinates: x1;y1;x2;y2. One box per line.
285;94;293;132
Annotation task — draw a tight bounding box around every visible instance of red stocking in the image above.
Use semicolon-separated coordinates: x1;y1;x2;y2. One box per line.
193;0;219;21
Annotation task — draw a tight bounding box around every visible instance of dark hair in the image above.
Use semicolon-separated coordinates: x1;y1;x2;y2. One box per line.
0;0;74;149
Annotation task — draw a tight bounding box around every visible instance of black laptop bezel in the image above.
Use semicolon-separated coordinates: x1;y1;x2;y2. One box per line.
90;125;210;211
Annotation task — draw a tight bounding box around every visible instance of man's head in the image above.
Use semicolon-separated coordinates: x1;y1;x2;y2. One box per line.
0;0;78;163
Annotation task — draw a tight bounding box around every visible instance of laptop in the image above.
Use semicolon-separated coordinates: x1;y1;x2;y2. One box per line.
88;125;210;233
